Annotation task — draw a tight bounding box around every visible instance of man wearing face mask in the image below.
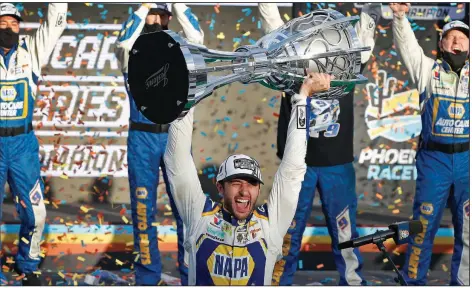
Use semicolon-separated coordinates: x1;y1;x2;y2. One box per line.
390;3;469;286
0;2;67;286
114;3;204;286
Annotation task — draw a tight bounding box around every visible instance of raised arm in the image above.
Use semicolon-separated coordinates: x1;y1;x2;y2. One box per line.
258;3;285;34
172;3;204;45
267;73;333;248
355;3;382;66
390;3;434;95
114;4;151;73
27;3;67;73
164;108;207;229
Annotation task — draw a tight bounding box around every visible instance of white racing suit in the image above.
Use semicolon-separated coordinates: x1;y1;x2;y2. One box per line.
164;93;308;285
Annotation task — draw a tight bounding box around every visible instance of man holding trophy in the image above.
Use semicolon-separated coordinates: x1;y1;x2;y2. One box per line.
126;3;370;285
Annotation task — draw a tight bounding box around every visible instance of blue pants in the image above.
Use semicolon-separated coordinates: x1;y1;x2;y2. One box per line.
127;130;187;285
273;163;365;285
401;150;469;285
0;131;47;274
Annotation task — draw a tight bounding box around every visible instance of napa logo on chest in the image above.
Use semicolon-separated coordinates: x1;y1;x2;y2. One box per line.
211;253;251;280
0;85;17;101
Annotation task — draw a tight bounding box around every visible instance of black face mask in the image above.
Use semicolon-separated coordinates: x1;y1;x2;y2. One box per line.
142;23;167;34
0;28;19;49
443;51;469;74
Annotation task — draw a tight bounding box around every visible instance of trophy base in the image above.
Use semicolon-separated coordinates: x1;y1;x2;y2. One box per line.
128;32;190;124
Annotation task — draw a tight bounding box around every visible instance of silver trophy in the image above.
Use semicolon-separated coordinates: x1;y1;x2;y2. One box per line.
128;9;370;124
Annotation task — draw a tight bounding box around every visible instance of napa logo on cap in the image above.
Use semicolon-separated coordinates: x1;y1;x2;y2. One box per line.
365;70;421;142
0;86;17;101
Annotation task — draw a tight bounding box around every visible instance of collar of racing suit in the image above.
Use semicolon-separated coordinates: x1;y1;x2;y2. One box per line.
440;58;469;75
220;204;253;226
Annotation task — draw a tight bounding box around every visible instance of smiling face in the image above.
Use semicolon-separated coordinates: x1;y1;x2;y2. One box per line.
217;177;260;220
440;29;470;55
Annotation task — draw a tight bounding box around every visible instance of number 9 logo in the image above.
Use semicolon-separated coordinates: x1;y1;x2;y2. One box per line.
323;123;340;138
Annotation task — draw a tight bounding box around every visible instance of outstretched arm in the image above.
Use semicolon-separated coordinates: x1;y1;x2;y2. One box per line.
390;3;434;96
355;3;382;66
258;3;285;34
164;109;207;229
28;3;68;74
173;3;204;45
114;3;152;73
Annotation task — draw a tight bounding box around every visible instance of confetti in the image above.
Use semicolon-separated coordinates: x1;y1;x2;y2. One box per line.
283;14;290;21
316;263;324;269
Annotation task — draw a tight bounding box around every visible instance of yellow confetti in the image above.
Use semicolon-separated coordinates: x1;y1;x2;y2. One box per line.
256;118;264;124
74;280;78;286
442;264;448;272
213;125;219;132
122;216;129;224
388;205;395;210
383;258;389;263
233;42;239;50
393;250;400;256
80;206;89;213
262;98;267;102
392;209;400;214
21;238;29;245
165;204;171;211
243;31;250;37
216;32;225;40
444;15;451;22
347;11;351;17
134;254;140;262
60;173;69;179
85;3;93;6
44;200;50;205
77;256;85;262
33;271;41;275
58;271;65;279
394;199;402;204
236;23;240;31
283;14;290;21
164;212;172;216
116;259;123;266
111;81;119;87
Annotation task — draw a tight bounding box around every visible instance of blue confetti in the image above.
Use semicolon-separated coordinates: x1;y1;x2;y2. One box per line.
237;18;244;23
370;202;380;207
298;260;303;269
257;20;261;29
15;3;24;12
220;95;226;102
232;132;238;139
223;116;231;122
252;16;255;22
207;173;215;179
233;143;239;152
97;33;104;40
206;157;212;162
200;131;207;137
389;50;397;56
38;9;43;18
233;37;241;43
128;7;133;15
217;130;226;136
328;3;336;8
249;39;256;45
402;80;409;89
242;122;249;127
271;144;275;149
98;4;104;9
238;89;246;94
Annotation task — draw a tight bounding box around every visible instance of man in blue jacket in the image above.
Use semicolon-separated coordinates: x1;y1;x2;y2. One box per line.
114;3;204;286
